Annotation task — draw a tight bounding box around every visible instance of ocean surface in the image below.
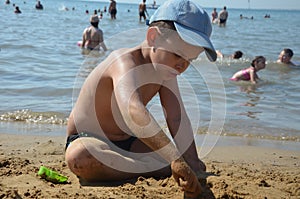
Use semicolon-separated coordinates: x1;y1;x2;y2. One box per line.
1;0;300;150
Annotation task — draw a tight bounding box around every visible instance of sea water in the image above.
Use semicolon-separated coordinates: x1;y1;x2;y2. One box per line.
0;0;299;150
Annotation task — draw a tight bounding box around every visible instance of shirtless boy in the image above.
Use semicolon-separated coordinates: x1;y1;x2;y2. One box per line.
65;0;217;197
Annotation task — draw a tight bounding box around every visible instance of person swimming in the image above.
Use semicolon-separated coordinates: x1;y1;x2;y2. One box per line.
277;48;296;66
230;56;266;84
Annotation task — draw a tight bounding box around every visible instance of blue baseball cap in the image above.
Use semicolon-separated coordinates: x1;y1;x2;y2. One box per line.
149;0;217;62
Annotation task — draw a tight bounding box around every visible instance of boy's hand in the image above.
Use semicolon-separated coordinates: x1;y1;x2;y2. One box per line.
186;158;206;173
171;158;202;198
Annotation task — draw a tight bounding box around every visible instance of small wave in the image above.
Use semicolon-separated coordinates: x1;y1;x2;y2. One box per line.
229;79;277;87
222;132;299;142
196;127;300;142
267;62;300;70
215;57;251;67
0;109;68;125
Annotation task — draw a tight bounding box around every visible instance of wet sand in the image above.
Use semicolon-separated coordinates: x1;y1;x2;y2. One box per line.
0;133;299;198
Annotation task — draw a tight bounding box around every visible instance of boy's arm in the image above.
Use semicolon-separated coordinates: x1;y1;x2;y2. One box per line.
112;63;180;163
112;62;201;197
159;78;205;172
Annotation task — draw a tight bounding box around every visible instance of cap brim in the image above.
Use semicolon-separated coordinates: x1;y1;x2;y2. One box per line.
174;22;217;62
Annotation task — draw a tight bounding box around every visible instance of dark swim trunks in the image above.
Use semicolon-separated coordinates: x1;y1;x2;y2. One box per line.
110;8;117;15
87;47;94;50
139;11;146;18
219;18;227;24
65;132;137;151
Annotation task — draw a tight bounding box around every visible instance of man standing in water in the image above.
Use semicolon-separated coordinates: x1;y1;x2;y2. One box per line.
139;0;149;22
109;0;117;19
218;6;228;27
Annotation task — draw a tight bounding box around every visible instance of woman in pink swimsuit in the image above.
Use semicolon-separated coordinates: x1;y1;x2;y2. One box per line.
230;56;266;84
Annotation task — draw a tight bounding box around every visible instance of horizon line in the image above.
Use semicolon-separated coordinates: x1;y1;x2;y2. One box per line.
80;0;300;11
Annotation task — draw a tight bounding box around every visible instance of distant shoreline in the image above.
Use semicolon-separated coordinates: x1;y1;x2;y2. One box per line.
79;0;300;11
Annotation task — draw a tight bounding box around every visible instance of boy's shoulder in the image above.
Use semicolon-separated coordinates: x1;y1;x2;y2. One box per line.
109;47;135;59
103;47;143;68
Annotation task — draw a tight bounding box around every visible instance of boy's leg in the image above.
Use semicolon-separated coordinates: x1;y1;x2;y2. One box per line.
65;137;171;182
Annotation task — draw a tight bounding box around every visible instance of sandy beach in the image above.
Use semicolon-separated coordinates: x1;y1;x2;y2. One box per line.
0;133;299;199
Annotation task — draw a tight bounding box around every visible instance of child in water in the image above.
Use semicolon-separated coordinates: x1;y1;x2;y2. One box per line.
230;56;266;84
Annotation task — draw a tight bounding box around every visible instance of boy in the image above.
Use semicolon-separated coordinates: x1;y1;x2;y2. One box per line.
65;0;217;197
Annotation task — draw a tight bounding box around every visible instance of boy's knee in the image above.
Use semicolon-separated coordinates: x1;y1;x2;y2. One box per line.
65;143;86;172
65;142;96;175
65;140;108;180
